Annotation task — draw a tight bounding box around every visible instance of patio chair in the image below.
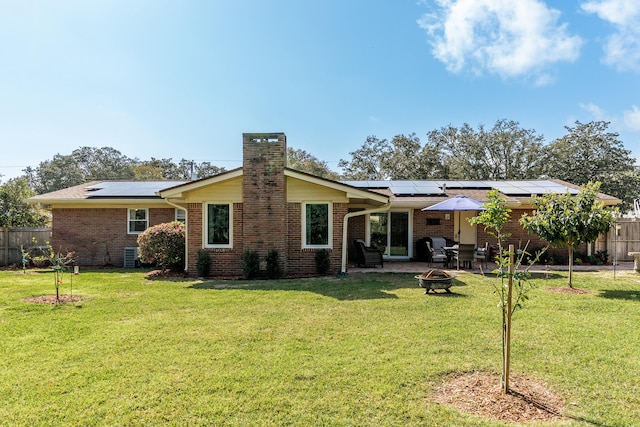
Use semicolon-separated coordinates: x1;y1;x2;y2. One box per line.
474;242;489;268
353;239;383;268
427;241;449;268
455;244;476;270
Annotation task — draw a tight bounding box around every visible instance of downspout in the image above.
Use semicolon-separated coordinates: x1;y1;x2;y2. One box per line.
341;202;391;275
165;199;189;274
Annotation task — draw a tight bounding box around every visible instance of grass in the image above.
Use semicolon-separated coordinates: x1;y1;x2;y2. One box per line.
1;268;640;426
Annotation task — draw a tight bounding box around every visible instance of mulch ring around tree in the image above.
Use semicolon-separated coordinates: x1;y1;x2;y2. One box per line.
432;371;565;423
548;287;594;295
22;294;88;305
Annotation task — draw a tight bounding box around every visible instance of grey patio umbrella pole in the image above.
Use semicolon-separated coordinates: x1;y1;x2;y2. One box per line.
421;195;485;243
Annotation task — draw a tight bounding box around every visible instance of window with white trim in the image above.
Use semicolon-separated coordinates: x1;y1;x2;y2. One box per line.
175;208;186;223
128;208;148;234
303;202;332;248
205;203;232;248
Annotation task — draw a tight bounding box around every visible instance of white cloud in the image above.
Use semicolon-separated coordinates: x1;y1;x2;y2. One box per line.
624;105;640;131
579;102;609;121
581;0;640;72
418;0;582;83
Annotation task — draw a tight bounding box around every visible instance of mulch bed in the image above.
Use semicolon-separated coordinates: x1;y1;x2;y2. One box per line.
548;287;593;294
22;294;88;305
432;371;565;423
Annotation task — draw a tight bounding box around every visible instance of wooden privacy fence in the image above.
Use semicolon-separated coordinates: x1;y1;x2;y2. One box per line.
0;227;52;266
604;219;640;262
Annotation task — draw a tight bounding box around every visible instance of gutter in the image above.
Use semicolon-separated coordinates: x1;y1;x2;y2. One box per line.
341;202;391;275
165;199;189;274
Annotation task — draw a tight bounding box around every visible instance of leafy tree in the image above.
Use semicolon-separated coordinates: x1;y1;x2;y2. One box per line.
23;155;85;194
469;189;545;394
520;182;616;288
72;147;135;181
137;221;186;272
130;164;167;181
188;160;225;179
287;147;340;179
132;158;182;180
381;133;444;179
0;178;49;227
543;121;639;211
338;136;392;180
427;119;545;180
24;147;135;193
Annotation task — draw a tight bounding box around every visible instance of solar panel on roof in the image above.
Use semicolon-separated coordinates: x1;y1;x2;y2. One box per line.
86;181;187;197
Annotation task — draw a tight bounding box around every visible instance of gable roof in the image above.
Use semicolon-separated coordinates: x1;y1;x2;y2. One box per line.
27;174;620;209
158;167;390;206
341;179;620;208
27;180;188;205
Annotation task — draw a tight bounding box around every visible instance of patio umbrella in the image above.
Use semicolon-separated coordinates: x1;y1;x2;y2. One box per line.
421;195;485;242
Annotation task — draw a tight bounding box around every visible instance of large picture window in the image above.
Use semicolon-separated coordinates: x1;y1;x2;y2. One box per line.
206;203;232;247
303;202;331;248
128;208;148;234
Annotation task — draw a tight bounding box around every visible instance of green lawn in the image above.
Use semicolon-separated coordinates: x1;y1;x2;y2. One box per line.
1;268;639;426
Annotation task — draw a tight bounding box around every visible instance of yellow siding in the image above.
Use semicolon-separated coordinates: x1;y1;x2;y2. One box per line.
184;177;243;202
287;177;349;202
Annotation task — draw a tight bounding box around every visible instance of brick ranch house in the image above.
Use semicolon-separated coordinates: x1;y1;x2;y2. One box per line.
28;132;620;277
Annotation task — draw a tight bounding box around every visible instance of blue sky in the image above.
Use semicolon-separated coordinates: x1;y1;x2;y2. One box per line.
1;0;639;181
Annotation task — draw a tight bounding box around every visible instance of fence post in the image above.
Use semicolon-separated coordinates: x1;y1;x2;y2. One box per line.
2;227;8;266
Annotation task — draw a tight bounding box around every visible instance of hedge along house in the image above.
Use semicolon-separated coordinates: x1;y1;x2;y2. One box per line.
28;132;620;276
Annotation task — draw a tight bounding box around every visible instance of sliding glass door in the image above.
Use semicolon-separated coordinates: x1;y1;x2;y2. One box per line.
369;211;411;259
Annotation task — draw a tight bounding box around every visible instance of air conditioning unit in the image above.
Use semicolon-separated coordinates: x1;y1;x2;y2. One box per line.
124;247;139;268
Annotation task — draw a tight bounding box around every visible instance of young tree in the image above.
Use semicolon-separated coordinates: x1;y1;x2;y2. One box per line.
520;182;616;288
470;189;544;393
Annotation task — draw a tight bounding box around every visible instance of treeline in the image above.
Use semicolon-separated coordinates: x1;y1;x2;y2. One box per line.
1;119;639;227
337;120;640;211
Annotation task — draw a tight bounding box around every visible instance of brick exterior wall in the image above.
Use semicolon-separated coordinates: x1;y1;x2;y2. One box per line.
413;209;455;256
187;202;245;278
52;207;175;266
241;133;288;274
285;202;346;276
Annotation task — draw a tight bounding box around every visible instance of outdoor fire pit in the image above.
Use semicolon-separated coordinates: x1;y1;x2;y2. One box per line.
416;269;454;293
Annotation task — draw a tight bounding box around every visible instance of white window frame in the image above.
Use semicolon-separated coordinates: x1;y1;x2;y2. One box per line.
127;208;149;234
302;202;332;249
175;208;186;223
204;202;233;249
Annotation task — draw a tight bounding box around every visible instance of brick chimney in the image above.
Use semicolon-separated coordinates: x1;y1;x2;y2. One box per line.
242;133;287;272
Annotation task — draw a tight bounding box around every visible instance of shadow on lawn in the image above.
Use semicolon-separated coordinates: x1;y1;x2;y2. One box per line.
189;273;470;301
599;289;640;301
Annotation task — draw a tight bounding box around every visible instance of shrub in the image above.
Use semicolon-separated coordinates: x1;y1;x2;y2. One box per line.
196;249;211;277
265;249;282;279
137;221;185;271
241;249;259;279
315;249;330;275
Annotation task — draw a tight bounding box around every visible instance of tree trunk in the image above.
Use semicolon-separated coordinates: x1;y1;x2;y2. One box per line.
502;244;514;394
568;246;574;288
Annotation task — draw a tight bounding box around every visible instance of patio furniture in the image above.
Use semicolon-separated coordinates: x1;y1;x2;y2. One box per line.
474;242;489;268
353;239;383;268
455;244;476;269
427;241;449;268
